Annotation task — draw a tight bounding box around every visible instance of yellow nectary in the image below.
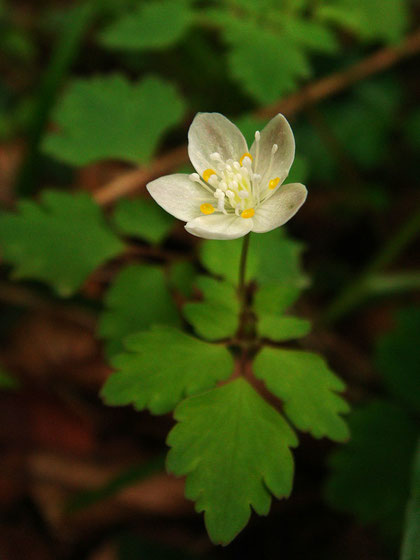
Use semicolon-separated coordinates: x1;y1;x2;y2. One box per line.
200;203;215;215
241;208;255;219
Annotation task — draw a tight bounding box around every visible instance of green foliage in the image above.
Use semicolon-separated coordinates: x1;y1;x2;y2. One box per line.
254;348;349;441
43;75;185;166
297;78;403;182
183;276;240;341
317;0;408;44
200;229;305;287
167;378;298;545
102;326;234;414
0;190;123;296
375;307;420;413
325;401;418;540
98;264;180;356
401;439;420;560
112;198;174;245
257;314;311;341
223;19;311;104
168;260;197;298
99;0;193;51
404;109;420;152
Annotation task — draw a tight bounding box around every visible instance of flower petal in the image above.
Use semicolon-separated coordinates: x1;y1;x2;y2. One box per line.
252;183;307;233
250;113;295;193
188;113;248;176
185;214;253;240
147;174;213;222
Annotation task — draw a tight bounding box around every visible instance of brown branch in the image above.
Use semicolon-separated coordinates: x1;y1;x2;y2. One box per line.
93;30;420;207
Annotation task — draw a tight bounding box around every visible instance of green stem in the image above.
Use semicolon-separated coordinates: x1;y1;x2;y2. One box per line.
238;233;250;305
323;203;420;324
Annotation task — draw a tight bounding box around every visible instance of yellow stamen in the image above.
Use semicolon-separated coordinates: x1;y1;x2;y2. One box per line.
269;177;280;190
202;168;216;182
241;208;255;219
239;152;253;165
200;203;215;215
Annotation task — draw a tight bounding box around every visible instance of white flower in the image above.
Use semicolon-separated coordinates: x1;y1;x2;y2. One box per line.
147;112;307;240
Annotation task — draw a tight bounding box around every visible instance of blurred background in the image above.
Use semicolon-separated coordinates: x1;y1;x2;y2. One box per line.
0;0;419;558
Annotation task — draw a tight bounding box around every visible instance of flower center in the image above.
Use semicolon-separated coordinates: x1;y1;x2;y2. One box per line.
190;132;280;219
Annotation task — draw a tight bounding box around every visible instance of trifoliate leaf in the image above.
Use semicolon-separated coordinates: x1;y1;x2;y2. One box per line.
254;348;349;441
112;198;174;245
101;326;234;414
257;314;311;342
401;439;420;560
375;307;420;414
99;0;192;51
167;378;298;545
0;190;123;296
224;19;311;104
183;276;240;341
43;75;185;166
325;401;418;541
98;264;180;356
200;230;304;287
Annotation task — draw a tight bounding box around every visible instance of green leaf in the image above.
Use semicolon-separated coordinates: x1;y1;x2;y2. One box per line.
168;260;196;298
254;283;303;316
257;314;311;342
375;307;420;414
254;348;349;441
43;74;185;166
183;276;240;341
99;264;180;356
224;19;311;104
317;0;408;43
112;198;174;245
167;378;297;545
0;190;123;296
401;438;420;560
200;230;305;287
101;326;234;414
99;0;192;51
325;401;418;541
283;17;339;53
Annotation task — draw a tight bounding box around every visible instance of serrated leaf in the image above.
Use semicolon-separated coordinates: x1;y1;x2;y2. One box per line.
224;19;311;104
101;326;234;414
99;0;192;51
112;198;174;244
257;314;311;342
99;264;180;356
254;348;349;441
200;230;305;287
167;378;297;545
325;401;418;541
0;190;123;296
43;74;185;166
183;276;240;341
375;307;420;414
